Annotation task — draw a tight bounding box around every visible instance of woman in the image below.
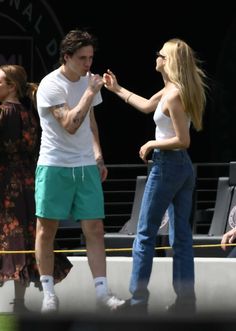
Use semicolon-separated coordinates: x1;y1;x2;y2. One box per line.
0;64;73;313
103;38;207;314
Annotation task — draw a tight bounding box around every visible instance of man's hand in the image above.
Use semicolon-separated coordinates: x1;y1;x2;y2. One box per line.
221;228;236;251
88;73;104;93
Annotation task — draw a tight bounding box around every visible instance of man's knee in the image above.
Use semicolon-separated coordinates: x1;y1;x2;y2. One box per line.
83;220;104;239
36;219;58;241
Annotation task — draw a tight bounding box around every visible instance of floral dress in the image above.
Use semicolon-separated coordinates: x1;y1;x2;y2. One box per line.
0;102;73;288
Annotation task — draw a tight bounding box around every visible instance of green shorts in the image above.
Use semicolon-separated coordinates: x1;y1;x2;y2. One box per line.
35;165;105;220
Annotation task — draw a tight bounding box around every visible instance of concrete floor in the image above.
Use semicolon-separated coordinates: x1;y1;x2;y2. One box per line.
1;257;236;315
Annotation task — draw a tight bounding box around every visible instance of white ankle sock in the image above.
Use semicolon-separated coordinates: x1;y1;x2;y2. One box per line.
94;277;108;299
40;275;55;296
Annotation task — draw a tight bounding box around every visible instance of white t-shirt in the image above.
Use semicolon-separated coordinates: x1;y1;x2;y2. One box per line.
36;68;102;167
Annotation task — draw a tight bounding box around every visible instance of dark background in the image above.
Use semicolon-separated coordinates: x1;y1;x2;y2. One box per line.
2;0;236;164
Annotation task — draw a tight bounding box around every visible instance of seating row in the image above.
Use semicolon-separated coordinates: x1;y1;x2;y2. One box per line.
104;162;236;257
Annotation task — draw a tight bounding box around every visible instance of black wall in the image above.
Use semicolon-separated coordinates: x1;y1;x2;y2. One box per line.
1;0;236;163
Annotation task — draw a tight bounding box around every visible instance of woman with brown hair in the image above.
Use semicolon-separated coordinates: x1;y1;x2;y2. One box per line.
0;64;72;313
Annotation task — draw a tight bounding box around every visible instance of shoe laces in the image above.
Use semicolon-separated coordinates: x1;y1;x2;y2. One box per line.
42;294;59;312
98;293;125;310
106;295;125;306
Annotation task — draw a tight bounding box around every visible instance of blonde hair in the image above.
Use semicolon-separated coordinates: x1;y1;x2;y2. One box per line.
163;39;207;131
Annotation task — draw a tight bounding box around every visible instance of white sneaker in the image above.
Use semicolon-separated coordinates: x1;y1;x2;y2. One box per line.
97;294;125;311
41;293;59;313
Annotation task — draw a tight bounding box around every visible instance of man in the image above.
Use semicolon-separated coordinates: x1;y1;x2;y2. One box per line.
35;29;124;313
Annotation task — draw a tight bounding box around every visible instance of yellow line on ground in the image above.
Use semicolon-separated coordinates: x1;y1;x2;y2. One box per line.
0;243;236;254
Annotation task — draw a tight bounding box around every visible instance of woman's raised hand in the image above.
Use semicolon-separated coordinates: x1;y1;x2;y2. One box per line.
103;69;119;92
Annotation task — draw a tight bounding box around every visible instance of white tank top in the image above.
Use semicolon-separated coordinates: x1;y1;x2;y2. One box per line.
153;90;190;140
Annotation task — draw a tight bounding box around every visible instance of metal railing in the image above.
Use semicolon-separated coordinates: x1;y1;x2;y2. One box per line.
55;162;230;250
104;162;230;233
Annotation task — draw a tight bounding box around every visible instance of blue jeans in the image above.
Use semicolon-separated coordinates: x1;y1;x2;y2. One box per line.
129;149;196;304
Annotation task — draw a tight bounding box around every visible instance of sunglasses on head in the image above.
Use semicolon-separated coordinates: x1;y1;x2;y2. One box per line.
156;51;165;59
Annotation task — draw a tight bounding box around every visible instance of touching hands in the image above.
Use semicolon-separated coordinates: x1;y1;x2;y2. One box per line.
103;69;119;92
88;73;104;93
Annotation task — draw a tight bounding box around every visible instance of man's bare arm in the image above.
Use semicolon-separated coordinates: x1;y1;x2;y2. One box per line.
50;74;104;134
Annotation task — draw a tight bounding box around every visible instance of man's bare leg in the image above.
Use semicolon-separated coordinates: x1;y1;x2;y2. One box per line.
81;219;125;310
35;218;59;312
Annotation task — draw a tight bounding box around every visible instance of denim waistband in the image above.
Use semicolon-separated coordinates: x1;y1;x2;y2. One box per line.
152;148;189;162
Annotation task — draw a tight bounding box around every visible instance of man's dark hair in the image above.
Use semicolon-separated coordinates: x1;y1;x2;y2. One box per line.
59;28;98;64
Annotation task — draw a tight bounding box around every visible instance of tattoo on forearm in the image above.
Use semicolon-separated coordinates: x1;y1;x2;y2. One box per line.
50;103;89;130
73;111;86;126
